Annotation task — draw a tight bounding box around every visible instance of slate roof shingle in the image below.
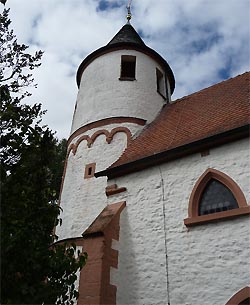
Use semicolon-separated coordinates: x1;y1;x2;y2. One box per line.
108;23;145;46
76;23;175;93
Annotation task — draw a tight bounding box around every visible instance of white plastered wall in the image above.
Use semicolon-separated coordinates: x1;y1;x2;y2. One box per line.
71;50;168;134
56;122;143;240
108;138;250;305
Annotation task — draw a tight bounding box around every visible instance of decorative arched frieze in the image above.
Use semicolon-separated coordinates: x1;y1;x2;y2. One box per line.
68;117;146;145
72;135;92;151
68;126;132;155
184;168;250;226
109;127;132;144
225;286;250;305
91;129;111;144
58;127;132;205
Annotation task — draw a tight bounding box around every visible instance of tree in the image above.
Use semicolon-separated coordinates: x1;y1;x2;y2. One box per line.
0;8;87;304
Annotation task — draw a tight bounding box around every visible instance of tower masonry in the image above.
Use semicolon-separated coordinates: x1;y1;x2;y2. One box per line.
57;22;175;240
72;23;175;134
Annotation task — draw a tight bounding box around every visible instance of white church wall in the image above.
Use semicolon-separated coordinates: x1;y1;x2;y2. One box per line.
110;167;169;305
71;50;168;134
56;122;143;240
108;138;250;305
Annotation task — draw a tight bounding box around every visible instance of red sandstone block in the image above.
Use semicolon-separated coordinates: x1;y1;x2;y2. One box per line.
84;238;105;252
77;296;101;305
107;250;118;269
79;282;102;297
86;251;104;261
104;298;116;305
80;262;103;283
82;268;102;284
104;284;116;298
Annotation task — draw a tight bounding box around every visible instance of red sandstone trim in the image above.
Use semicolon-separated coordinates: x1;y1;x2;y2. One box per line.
188;168;248;217
68;117;146;146
84;163;96;179
51;236;103;305
109;127;132;144
91;129;110;144
58;127;132;205
184;168;249;227
225;286;250;305
69;127;132;156
83;202;126;236
78;202;126;305
55;203;126;305
106;184;127;196
184;206;250;226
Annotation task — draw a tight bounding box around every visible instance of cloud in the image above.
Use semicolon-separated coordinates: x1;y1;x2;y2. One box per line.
4;0;250;138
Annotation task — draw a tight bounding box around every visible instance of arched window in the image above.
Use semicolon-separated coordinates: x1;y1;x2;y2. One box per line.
225;287;250;305
184;168;250;226
199;179;238;215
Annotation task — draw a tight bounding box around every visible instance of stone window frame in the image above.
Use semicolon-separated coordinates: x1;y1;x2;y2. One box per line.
184;168;250;226
225;286;250;305
84;163;96;179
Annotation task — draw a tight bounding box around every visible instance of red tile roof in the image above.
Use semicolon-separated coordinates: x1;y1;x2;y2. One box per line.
111;72;250;168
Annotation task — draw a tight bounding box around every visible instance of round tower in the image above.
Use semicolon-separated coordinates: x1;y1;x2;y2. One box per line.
57;21;175;241
71;22;175;134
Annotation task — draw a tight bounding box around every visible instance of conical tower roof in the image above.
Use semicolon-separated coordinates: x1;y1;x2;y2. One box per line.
76;23;175;94
108;23;145;46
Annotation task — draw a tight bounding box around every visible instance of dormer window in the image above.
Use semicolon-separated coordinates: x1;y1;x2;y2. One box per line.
120;55;136;80
156;68;166;99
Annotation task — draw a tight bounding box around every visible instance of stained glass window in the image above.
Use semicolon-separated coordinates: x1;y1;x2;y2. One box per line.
199;179;238;216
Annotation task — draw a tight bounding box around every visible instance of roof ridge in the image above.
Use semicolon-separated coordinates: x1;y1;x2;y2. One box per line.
173;71;250;104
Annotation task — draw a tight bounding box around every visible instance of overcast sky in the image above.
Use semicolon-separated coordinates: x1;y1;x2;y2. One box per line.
4;0;250;139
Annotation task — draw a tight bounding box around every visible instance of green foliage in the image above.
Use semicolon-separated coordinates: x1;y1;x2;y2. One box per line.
0;8;87;304
0;9;43;99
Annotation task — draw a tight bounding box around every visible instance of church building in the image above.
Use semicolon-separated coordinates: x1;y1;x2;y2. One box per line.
56;12;250;305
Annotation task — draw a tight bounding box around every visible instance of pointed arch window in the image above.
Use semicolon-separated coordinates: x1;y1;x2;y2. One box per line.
199;179;238;215
184;168;250;226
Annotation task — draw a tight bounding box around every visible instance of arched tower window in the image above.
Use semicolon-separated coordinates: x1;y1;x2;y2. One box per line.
225;287;250;305
184;168;250;226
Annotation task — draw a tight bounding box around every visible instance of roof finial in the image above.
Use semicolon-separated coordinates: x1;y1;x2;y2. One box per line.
126;0;132;23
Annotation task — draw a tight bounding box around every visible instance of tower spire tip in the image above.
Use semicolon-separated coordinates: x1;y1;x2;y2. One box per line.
126;0;132;23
